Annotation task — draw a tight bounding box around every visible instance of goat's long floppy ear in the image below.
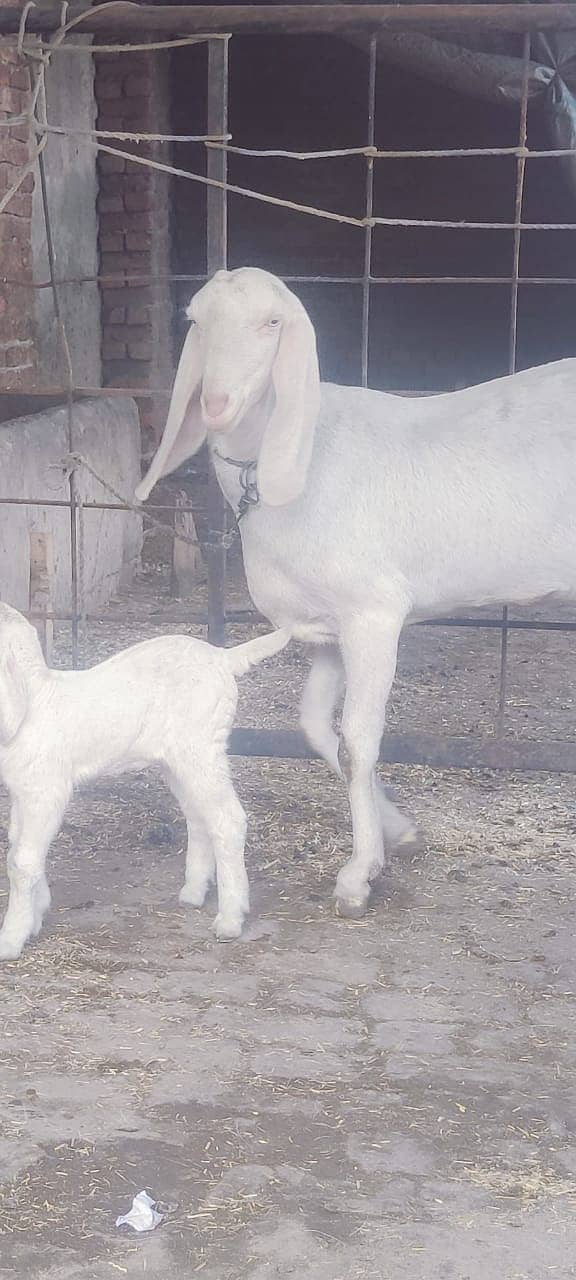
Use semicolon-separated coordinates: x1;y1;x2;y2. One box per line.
135;323;205;504
257;304;321;507
0;647;28;746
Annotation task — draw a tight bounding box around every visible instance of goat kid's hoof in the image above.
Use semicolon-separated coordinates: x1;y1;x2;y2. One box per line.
213;914;244;943
334;894;370;920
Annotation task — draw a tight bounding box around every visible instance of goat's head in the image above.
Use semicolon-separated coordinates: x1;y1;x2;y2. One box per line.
0;605;44;746
135;268;321;507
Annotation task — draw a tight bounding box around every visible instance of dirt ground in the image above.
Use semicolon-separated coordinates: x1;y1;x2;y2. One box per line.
2;531;576;1280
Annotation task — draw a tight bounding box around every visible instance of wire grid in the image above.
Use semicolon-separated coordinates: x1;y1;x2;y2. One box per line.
2;7;575;763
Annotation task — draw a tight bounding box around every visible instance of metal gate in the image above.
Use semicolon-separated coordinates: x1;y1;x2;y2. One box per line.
2;2;576;773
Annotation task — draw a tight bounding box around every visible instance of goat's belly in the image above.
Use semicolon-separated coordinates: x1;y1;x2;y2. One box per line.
409;570;576;619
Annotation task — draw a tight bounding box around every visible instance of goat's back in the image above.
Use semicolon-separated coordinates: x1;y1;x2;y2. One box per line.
240;358;576;622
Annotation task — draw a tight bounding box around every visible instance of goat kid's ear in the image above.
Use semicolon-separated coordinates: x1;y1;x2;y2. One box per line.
257;306;321;507
0;648;28;746
135;322;206;503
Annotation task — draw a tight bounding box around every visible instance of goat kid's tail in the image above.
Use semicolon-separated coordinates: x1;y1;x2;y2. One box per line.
225;627;291;677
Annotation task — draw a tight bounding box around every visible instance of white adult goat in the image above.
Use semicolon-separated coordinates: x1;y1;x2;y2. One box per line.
136;266;576;918
0;603;289;959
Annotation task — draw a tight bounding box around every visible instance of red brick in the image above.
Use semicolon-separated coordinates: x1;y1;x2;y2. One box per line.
127;304;151;325
99;252;126;279
98;152;126;174
0;213;29;241
102;332;127;358
1;190;32;219
119;171;148;191
98;194;125;214
0;84;23;114
103;306;126;324
103;359;149;386
1;137;30;166
98;210;149;233
0;239;31;277
0;47;26;67
97;105;129;129
124;189;151;212
7;123;31;145
128;338;153;361
99;284;150;308
125;231;151;252
100;231;125;252
108;253;150;275
0;61;29;89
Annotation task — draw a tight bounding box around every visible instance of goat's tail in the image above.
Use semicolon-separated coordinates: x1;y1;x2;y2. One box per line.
225;627;291;677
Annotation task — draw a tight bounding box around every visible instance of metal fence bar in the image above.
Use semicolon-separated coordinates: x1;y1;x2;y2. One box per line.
204;36;229;645
17;608;576;634
8;274;576;291
228;727;576;774
361;36;377;388
497;32;531;735
202;35;229;645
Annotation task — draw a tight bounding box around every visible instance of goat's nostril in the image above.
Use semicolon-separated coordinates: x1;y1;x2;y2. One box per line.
203;393;230;419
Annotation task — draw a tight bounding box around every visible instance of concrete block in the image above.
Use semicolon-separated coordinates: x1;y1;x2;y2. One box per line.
0;396;143;614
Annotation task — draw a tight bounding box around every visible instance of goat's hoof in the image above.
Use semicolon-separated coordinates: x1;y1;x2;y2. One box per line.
213;913;244;942
334;894;369;920
393;826;424;858
179;884;208;909
0;936;24;961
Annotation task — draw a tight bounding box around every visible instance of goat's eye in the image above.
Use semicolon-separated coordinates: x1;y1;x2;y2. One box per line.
268;317;281;327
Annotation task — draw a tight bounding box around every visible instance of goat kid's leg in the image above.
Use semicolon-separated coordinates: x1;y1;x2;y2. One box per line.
334;613;404;918
0;794;66;960
300;645;418;851
165;768;216;909
192;768;250;942
179;813;216;909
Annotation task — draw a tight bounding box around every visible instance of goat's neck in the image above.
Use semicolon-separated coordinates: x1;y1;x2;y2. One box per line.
209;387;271;511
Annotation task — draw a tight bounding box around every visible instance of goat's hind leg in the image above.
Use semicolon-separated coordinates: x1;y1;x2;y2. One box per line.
300;645;418;851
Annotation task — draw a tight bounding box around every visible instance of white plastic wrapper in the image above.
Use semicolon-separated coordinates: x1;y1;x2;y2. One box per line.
116;1190;164;1233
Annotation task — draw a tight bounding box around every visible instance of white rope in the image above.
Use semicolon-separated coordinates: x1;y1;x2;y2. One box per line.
95;142;576;233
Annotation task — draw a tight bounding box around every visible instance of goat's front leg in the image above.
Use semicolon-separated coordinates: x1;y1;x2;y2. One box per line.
0;790;67;960
300;644;418;852
334;612;405;918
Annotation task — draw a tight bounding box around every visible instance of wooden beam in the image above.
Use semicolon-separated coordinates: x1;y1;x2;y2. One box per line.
1;4;575;37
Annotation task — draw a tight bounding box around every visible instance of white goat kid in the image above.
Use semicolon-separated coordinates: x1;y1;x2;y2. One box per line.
0;603;289;959
136;266;576;919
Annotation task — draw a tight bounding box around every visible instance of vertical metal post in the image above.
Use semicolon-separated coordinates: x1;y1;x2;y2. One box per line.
497;31;531;733
361;36;377;389
205;36;229;645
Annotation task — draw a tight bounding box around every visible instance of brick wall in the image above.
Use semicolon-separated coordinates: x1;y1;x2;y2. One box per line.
0;37;35;390
95;46;174;453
